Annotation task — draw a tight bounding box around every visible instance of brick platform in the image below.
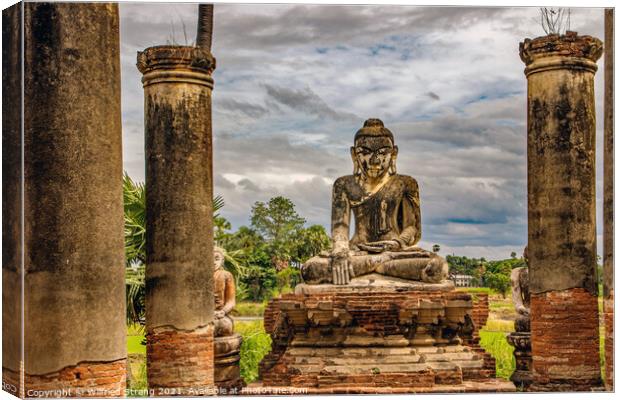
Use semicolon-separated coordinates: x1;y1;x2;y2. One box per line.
146;325;214;396
530;288;603;391
260;277;509;393
241;379;516;395
3;360;126;398
604;291;613;390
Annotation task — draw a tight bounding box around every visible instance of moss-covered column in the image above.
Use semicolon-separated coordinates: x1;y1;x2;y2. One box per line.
137;46;216;395
520;31;603;391
2;2;126;397
603;9;614;391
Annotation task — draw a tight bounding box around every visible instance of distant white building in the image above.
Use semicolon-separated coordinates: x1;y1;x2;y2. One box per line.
452;274;477;288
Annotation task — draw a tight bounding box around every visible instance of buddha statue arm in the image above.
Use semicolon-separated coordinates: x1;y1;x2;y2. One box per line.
395;177;422;248
215;271;236;319
331;177;351;253
511;267;528;315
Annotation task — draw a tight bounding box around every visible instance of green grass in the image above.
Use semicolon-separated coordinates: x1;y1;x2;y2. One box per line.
480;330;515;380
234;301;266;317
483;319;514;332
127;324;146;355
126;356;148;397
235;320;272;383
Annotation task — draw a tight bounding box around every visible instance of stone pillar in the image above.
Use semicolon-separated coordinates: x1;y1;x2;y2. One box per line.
603;8;614;391
137;46;216;395
520;32;603;391
2;3;126;397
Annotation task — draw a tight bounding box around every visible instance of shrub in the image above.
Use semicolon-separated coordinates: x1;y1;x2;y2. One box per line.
236;320;272;383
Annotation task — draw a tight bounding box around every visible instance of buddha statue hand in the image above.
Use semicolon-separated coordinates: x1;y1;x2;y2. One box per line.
331;247;352;285
358;240;401;253
516;305;529;316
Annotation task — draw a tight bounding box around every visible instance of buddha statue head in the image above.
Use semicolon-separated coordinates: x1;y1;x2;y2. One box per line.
351;119;399;180
214;246;225;271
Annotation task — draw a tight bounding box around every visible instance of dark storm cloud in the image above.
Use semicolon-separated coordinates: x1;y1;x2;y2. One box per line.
216;98;269;118
212;5;507;51
238;178;261;192
263;84;359;121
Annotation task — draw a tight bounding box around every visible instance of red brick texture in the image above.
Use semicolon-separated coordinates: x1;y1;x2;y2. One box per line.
260;288;502;393
604;291;613;390
530;288;602;391
146;325;214;396
3;360;126;398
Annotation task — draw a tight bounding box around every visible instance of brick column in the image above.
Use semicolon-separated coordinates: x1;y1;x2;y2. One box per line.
137;46;216;395
2;3;126;397
520;32;603;391
603;9;614;391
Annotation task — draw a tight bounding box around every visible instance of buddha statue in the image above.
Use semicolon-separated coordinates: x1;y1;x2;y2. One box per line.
301;118;448;285
511;246;530;332
213;246;235;337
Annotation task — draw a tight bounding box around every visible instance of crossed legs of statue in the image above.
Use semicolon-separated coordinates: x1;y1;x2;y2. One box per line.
214;315;234;337
301;252;448;284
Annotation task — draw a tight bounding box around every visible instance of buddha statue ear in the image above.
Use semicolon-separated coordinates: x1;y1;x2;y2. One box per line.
389;145;398;175
351;147;361;177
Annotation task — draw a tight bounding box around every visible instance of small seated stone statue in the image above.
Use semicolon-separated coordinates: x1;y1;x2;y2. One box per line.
213;246;235;337
301;119;448;285
511;246;530;332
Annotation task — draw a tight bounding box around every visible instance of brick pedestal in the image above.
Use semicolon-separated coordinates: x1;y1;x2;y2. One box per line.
146;325;214;396
259;276;509;393
530;289;602;391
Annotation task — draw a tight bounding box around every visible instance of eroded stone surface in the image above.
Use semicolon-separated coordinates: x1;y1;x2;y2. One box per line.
301;119;448;285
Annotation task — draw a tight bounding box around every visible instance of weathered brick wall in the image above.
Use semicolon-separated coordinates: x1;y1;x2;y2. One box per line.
470;293;489;332
260;289;498;392
530;288;602;391
604;291;613;390
147;325;214;396
3;360;126;398
468;293;489;346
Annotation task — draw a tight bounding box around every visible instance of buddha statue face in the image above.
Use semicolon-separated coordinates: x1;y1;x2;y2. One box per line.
214;247;225;271
351;119;398;180
352;136;396;179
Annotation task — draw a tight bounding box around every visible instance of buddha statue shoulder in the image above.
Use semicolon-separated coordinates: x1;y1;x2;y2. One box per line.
301;118;448;285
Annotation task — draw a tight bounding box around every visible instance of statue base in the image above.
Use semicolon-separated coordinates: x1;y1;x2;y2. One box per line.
214;334;245;391
259;274;513;393
506;331;533;390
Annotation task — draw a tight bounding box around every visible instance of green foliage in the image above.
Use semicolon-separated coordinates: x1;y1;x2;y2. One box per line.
479;330;515;380
126;267;146;325
234;302;267;317
446;255;486;280
236;321;272;383
484;272;511;298
449;253;527;298
218;197;330;302
124;173;147;266
291;225;331;263
250;196;306;266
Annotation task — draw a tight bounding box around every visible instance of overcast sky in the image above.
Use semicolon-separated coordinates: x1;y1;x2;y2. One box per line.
118;3;606;260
